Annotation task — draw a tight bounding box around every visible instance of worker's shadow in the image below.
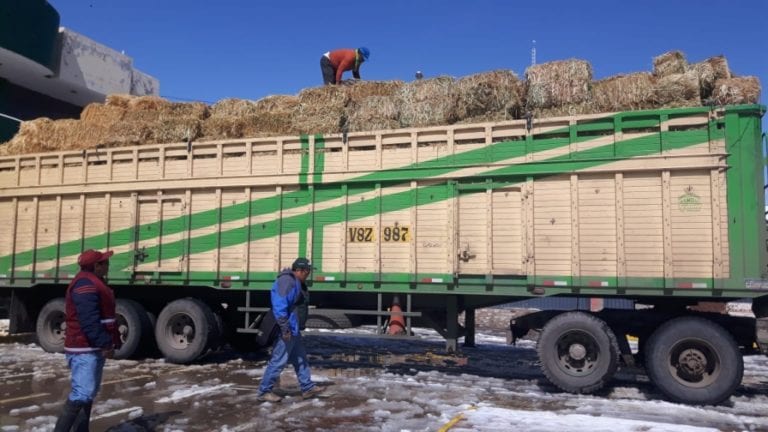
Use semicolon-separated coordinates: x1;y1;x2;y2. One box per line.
104;410;181;432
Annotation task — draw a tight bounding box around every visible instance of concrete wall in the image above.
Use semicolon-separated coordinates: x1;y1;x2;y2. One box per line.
57;28;158;98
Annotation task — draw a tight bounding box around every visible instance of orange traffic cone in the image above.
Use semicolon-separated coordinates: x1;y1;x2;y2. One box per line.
388;295;406;335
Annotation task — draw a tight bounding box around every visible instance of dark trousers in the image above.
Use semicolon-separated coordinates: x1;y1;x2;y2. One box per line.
320;56;336;85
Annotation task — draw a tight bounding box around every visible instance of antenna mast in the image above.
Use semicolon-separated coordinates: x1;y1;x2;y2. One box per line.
531;40;537;66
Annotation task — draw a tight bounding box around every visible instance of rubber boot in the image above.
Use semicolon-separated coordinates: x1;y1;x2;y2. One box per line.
53;400;85;432
73;401;93;432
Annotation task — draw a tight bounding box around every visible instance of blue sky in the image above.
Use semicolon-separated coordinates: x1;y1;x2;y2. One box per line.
49;0;766;108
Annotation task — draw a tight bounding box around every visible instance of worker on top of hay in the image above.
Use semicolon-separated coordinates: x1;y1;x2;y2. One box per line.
321;47;370;85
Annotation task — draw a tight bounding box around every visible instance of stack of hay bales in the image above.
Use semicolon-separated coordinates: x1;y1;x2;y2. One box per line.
651;51;701;107
0;50;762;157
524;59;593;117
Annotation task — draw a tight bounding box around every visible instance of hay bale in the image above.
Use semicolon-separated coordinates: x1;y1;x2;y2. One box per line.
344;80;404;103
396;76;457;128
689;56;732;99
2;118;104;154
104;96;208;146
203;96;299;139
653;51;687;78
292;86;349;134
592;72;656;112
653;70;701;107
525;59;592;110
710;76;761;105
532;103;597;119
451;70;523;122
344;95;400;132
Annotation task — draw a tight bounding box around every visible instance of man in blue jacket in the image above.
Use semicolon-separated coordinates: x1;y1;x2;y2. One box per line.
257;258;322;402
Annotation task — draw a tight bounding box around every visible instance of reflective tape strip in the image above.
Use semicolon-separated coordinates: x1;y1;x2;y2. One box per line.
101;318;115;324
65;347;102;353
543;280;567;286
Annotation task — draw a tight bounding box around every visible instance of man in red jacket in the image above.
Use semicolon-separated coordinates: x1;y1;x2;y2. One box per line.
321;47;370;85
54;249;121;432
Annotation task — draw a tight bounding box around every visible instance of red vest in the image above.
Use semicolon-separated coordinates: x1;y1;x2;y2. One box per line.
64;271;119;352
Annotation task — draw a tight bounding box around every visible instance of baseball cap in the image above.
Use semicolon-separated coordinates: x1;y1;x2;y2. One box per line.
78;249;114;267
292;257;314;271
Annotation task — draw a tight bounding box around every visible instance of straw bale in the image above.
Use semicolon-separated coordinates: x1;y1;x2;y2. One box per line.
344;95;400;132
652;71;701;107
592;72;656;112
1;118;104;154
525;59;592;109
343;80;405;103
203;96;299;139
532;103;597;119
710;76;761;105
689;56;732;99
653;51;687;78
396;76;457;128
292;86;350;134
451;70;523;122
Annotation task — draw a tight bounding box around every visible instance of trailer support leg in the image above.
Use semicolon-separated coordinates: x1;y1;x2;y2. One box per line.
464;308;476;348
445;296;458;353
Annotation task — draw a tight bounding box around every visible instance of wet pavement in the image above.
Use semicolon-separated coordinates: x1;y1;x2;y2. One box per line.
1;324;768;431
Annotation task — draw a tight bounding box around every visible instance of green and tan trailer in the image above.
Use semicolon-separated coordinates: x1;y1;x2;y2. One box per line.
0;104;765;404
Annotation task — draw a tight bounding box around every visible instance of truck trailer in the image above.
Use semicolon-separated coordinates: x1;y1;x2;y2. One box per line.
0;103;765;405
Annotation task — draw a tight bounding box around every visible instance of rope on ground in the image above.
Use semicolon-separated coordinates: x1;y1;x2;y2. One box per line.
437;405;477;432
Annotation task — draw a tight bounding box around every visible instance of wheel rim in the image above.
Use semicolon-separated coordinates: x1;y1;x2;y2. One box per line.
667;339;720;388
554;330;601;376
45;311;66;343
116;314;129;345
164;313;197;349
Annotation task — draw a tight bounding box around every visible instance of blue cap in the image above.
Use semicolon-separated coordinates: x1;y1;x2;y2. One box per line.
358;47;370;61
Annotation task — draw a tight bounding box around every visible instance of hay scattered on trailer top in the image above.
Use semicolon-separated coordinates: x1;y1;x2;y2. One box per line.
0;51;763;157
592;72;656;112
397;76;457;127
652;70;701;107
451;70;523;122
525;59;593;110
653;51;687;78
710;76;762;105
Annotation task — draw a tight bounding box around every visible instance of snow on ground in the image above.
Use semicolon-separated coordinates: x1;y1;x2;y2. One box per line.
1;325;767;431
0;319;9;336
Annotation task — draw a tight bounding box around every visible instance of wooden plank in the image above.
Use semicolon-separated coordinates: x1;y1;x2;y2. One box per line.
570;174;580;277
662;170;673;280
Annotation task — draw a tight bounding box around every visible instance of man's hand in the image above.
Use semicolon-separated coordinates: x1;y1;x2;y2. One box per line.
102;348;115;359
282;331;292;342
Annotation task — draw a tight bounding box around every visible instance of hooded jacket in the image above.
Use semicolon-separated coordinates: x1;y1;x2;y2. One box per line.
271;269;307;336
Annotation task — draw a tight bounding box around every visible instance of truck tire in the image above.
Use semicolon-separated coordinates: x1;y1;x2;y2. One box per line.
305;310;361;329
537;311;620;394
115;299;154;359
645;316;743;405
155;298;216;364
36;298;66;353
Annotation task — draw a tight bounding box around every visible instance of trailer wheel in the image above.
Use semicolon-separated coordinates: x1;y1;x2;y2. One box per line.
36;298;66;353
155;298;216;364
645;316;743;405
115;299;154;359
538;312;620;394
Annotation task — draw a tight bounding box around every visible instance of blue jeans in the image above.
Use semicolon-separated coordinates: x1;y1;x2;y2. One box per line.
65;352;106;403
259;333;315;394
